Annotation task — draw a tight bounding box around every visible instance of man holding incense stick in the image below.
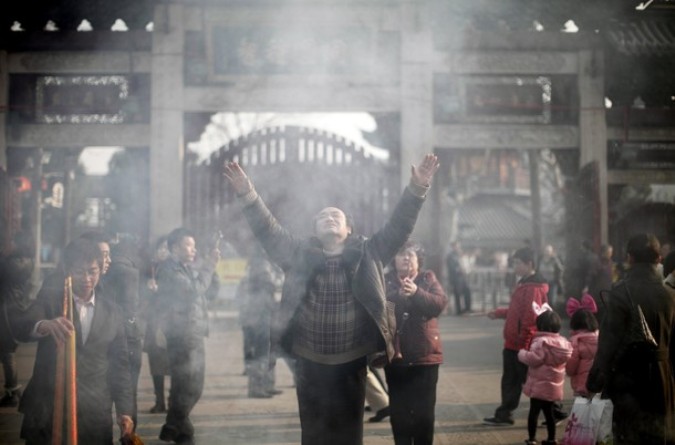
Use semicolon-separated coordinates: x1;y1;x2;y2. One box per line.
15;238;134;444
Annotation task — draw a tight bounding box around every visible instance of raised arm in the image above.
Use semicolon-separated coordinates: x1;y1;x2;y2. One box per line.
224;161;298;268
369;154;440;263
411;153;440;189
224;161;254;196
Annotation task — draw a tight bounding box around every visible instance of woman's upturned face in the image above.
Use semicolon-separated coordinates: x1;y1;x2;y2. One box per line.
395;248;419;276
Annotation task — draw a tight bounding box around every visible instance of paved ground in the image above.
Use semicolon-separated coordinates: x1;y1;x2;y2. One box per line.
0;310;573;445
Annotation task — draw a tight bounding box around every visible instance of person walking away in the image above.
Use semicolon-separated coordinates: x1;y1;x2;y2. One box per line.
587;244;614;323
240;246;283;398
14;238;134;444
0;236;34;407
519;307;572;445
141;236;170;413
223;154;439;445
158;228;220;445
385;241;448;445
446;241;472;315
483;247;549;426
564;294;599;397
102;236;142;429
365;366;390;423
587;233;675;445
537;244;563;310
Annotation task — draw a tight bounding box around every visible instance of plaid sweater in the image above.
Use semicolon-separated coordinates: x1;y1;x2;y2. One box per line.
292;256;378;364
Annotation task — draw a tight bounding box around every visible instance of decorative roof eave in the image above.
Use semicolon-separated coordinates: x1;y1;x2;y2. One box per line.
607;20;675;56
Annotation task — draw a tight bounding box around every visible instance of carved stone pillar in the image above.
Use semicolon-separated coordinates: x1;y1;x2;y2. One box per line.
400;2;435;259
150;3;185;238
578;49;607;243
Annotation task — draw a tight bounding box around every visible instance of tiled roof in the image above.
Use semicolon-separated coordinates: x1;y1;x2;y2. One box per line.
607;20;675;56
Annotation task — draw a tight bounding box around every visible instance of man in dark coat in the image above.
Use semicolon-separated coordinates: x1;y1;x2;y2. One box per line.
238;246;283;398
0;236;34;407
14;238;134;444
224;153;439;445
587;233;675;445
157;228;220;445
102;237;142;429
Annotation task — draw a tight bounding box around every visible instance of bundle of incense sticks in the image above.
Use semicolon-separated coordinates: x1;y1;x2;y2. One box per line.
52;276;77;445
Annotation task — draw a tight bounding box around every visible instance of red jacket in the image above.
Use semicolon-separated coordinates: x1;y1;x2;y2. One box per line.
385;270;448;366
492;273;549;351
566;330;598;396
519;331;572;402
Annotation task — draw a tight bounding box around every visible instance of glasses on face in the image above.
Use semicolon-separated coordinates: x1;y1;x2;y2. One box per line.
70;267;101;279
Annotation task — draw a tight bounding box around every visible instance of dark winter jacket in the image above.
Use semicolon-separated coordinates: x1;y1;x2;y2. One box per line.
587;263;675;444
15;285;133;444
385;269;448;366
0;254;33;352
240;186;426;363
156;257;215;340
103;254;142;344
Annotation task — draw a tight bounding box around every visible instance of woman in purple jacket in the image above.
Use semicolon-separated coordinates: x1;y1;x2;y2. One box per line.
384;242;448;445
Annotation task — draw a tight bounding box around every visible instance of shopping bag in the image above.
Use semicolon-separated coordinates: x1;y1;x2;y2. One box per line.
561;396;603;445
595;397;613;445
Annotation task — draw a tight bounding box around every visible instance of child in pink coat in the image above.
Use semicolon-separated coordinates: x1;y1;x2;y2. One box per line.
518;305;572;445
564;294;599;396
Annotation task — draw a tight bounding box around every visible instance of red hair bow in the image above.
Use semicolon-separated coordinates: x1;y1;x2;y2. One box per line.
566;293;598;317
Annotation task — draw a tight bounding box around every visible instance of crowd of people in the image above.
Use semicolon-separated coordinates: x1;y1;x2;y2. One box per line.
1;151;675;445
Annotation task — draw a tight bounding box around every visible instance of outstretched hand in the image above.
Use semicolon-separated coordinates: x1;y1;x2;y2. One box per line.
411;154;440;187
223;161;253;195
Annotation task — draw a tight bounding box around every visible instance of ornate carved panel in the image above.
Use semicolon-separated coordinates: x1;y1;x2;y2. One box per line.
434;74;552;124
35;75;129;124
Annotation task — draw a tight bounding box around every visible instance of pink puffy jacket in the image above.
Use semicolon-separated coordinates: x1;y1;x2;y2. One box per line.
565;330;598;396
518;332;572;402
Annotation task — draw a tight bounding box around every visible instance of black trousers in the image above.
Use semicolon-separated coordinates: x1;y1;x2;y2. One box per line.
453;281;472;314
385;365;439;445
127;337;143;430
528;398;556;441
495;348;528;420
295;356;367;445
164;336;205;439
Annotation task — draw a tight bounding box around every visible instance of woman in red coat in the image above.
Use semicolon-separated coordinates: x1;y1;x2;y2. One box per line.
384;242;448;445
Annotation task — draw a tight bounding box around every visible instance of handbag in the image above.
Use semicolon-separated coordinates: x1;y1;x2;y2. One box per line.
562;396;612;445
615;282;657;366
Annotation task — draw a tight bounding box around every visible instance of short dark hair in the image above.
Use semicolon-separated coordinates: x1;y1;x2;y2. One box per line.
397;241;426;269
536;309;562;333
154;235;169;253
167;228;195;251
663;251;675;278
626;233;660;264
570;309;599;332
512;247;535;266
62;238;102;272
